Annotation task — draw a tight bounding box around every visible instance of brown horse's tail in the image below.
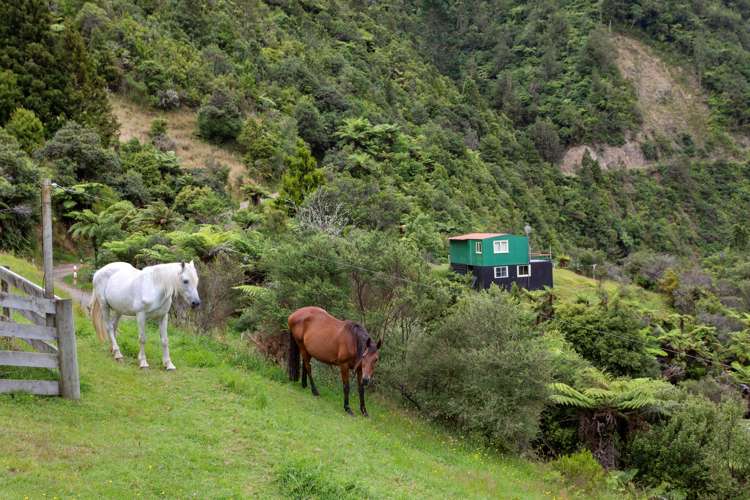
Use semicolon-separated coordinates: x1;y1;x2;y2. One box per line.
288;331;300;381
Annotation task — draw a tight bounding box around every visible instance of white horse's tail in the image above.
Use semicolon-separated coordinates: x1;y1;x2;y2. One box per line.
90;263;126;343
90;294;107;343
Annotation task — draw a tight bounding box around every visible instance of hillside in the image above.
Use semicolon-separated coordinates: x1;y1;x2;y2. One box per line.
0;254;572;498
3;1;750;497
111;94;247;185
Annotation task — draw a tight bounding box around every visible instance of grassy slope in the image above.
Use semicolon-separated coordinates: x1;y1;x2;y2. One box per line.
0;254;574;499
554;268;670;317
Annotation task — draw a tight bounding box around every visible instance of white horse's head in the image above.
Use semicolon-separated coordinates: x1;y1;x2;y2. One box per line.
178;261;201;308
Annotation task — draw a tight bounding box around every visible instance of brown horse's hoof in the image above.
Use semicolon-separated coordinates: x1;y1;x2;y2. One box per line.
361;409;369;418
345;407;354;416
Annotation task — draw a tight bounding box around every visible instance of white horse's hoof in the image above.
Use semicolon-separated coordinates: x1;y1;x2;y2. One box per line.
139;361;149;369
165;362;176;371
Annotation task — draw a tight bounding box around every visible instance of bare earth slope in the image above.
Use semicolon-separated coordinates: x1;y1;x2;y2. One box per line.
561;35;711;172
111;94;247;184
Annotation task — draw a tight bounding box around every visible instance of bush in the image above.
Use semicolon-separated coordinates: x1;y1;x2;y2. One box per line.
626;395;750;498
5;108;44;154
553;300;659;378
404;287;551;452
551;450;607;494
196;89;242;143
173;185;230;223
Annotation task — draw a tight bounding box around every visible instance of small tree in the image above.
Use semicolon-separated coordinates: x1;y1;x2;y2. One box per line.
5;108;44;154
404;287;551;452
69;201;134;266
549;375;671;469
276;140;324;213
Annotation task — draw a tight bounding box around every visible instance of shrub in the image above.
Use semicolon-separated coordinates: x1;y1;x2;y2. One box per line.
404;287;551;452
276;139;324;213
551;450;607;494
5;108;44;154
173;185;229;223
0;128;40;251
196;89;242;143
626;395;750;498
148;118;168;139
553;300;660;378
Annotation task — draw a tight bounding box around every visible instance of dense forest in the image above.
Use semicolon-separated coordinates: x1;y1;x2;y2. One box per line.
2;0;750;496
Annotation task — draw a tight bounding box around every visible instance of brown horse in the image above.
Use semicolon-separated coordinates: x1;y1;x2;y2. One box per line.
288;306;381;416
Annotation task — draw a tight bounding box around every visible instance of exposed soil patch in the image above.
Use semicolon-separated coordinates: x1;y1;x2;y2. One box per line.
110;94;247;184
561;34;711;172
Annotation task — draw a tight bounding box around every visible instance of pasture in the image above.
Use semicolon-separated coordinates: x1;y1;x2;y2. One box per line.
0;254;575;498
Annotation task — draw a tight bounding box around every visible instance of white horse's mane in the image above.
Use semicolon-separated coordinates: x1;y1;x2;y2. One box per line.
144;262;198;297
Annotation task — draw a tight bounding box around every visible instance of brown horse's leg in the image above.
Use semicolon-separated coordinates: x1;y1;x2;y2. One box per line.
302;352;319;396
340;366;353;415
357;368;368;417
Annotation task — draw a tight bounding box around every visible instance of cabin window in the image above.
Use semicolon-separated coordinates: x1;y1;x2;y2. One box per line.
493;240;509;254
517;265;531;277
475;241;482;254
494;266;508;279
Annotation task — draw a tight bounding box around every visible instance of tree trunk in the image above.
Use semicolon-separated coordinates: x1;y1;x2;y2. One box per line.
579;410;618;470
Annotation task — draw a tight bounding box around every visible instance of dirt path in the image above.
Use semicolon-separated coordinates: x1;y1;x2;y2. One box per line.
53;263;91;307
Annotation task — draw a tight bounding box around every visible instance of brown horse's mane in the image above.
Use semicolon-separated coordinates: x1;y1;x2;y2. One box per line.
346;321;374;362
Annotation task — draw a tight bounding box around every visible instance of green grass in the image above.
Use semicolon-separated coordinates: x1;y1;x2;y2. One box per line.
554;268;671;317
0;253;581;498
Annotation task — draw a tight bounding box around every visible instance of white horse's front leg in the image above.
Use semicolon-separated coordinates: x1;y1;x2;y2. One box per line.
136;312;149;369
159;314;175;371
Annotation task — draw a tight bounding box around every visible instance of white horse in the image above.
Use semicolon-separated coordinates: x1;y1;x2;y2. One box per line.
90;261;201;370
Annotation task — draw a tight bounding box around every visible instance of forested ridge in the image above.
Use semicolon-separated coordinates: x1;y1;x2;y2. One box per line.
2;0;750;497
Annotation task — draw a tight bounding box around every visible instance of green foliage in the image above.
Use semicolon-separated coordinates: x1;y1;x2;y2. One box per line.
551;450;607;495
0;128;40;251
196;89;243;143
548;373;672;469
553;299;660;377
173;185;230;223
0;70;22;124
0;0;116;141
404;287;551;452
4;108;44;154
69;201;135;266
148;118;168;139
603;0;750;133
118;140;186;205
276;140;324;213
626;395;750;498
36;121;121;187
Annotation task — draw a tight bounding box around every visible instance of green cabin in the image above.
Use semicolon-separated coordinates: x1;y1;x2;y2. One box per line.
448;232;553;290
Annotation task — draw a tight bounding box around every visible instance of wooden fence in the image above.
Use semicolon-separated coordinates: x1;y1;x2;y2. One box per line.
0;266;79;399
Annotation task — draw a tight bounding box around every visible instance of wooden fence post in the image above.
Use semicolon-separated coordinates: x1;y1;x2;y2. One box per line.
42;179;54;300
55;299;80;400
1;266;8;320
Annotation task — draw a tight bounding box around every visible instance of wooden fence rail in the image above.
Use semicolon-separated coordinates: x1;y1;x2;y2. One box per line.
0;266;79;399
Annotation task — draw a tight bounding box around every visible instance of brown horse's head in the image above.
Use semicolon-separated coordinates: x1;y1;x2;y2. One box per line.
351;323;382;386
359;337;382;386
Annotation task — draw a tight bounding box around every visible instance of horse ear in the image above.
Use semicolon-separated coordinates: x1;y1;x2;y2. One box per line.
189;259;194;267
376;339;382;350
181;261;185;270
365;337;371;349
